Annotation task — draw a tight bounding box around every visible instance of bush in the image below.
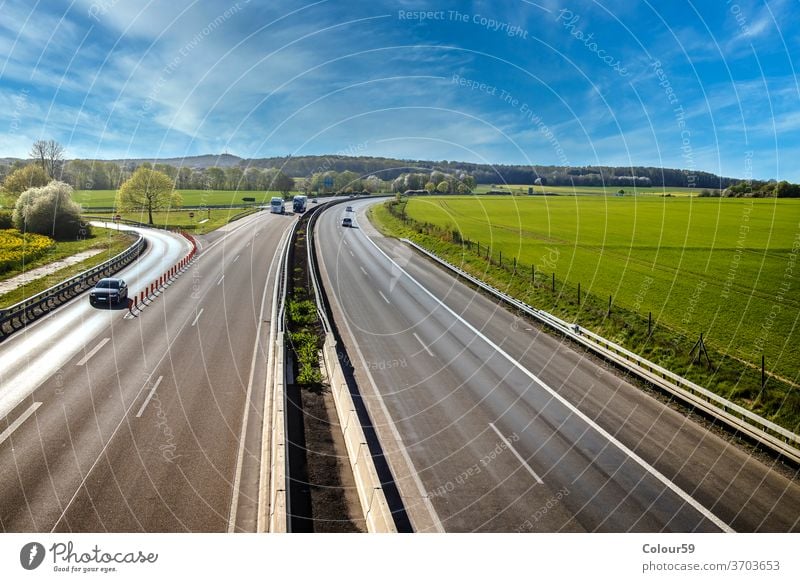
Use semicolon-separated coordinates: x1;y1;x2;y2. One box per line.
13;181;89;240
289;329;322;385
287;299;318;326
0;210;12;229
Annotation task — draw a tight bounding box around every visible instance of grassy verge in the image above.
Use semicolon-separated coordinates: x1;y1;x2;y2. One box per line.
0;227;135;308
87;207;260;235
73;189;304;207
369;200;800;433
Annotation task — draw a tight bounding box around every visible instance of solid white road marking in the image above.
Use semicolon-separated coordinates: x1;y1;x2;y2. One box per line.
76;338;110;367
363;231;735;533
489;422;543;484
135;376;164;418
191;308;204;327
217;275;225;285
359;266;368;276
0;402;42;445
413;332;434;357
378;290;390;304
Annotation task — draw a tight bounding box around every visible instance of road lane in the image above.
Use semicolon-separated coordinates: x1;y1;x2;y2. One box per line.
0;210;295;532
314;199;800;532
0;226;190;422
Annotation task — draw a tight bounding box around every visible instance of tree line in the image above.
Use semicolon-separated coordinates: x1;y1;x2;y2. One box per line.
1;150;749;192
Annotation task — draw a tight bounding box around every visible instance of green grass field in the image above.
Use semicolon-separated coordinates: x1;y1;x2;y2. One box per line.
473;184;706;197
88;208;259;235
399;195;800;384
72;189;300;208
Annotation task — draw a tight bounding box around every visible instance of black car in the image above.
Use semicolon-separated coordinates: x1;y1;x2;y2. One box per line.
89;278;128;307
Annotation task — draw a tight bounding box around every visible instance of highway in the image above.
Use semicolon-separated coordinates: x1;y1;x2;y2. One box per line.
314;199;800;532
0;210;294;532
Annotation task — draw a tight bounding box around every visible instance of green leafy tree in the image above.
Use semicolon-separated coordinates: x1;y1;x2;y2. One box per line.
117;168;181;224
2;164;50;199
425;181;436;194
272;171;294;195
436;180;449;194
206;167;226;189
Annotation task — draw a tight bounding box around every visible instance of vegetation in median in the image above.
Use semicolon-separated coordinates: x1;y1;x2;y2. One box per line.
287;299;322;385
284;210;361;532
369;197;800;433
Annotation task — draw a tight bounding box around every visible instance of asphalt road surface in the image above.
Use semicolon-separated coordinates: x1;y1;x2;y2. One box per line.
314;199;800;533
0;210;295;532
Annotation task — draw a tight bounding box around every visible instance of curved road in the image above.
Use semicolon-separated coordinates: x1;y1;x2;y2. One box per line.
0;210;295;532
315;199;800;533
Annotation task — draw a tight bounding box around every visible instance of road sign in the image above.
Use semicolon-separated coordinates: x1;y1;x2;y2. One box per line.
323;176;334;189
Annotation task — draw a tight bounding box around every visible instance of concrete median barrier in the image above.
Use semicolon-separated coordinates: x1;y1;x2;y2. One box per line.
322;336;396;533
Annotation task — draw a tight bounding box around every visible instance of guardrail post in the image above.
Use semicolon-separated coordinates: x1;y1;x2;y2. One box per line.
608;295;612;316
552;272;555;292
648;311;652;336
577;282;581;305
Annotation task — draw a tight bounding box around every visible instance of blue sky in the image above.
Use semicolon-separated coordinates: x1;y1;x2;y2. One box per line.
1;0;798;180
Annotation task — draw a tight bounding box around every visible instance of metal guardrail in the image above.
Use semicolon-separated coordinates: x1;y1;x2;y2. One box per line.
0;233;146;341
401;238;800;465
266;220;299;532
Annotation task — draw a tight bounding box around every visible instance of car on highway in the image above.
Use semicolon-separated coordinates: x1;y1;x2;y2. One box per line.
345;206;353;212
89;277;128;307
342;217;353;228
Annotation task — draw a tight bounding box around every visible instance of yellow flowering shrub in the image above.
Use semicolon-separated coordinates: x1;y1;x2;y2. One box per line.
0;229;56;274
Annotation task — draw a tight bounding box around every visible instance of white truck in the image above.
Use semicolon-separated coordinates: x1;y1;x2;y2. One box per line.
270;197;285;214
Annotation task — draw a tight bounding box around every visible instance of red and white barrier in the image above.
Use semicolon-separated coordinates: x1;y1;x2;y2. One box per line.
129;232;198;315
